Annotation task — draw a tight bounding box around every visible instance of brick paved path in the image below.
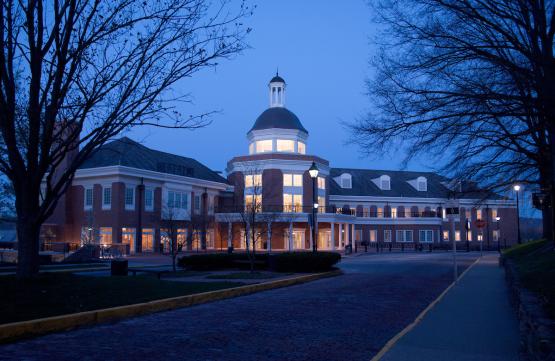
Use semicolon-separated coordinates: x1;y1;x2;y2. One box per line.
0;252;478;361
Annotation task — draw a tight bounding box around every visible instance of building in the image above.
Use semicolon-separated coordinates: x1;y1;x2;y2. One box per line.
43;73;518;254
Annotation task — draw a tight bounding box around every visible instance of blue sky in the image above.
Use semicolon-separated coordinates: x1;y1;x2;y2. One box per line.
128;0;405;173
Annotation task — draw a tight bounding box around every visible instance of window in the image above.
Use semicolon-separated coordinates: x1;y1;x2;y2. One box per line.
99;227;112;245
317;196;325;212
102;187;111;209
84;187;93;210
144;188;154;211
142;228;154;252
121;228;135;250
419;230;434;243
283;173;302;187
417;176;427;191
194;195;201;212
340;174;352;189
384;230;392;242
492;208;498;220
377;207;383;218
318;177;326;190
391;207;397;218
476;208;482;220
396;230;413;243
465;208;471;220
455;231;461;241
443;230;449;241
255;139;273;153
245;174;262;188
276;139;295;152
380;175;391;190
298;141;306;154
467;230;472;241
369;230;377;242
125;186;135;210
245;194;262;211
442;208;447;219
167;191;188;210
493;230;500;242
283;193;302;212
81;227;94;244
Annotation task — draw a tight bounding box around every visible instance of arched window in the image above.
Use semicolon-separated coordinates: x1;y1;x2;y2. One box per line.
380;175;391;190
397;205;405;218
370;205;378;217
417;176;427;191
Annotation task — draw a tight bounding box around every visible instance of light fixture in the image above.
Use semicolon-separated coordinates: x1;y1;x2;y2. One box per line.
495;216;500;222
314;203;319;209
513;184;521;191
309;162;319;178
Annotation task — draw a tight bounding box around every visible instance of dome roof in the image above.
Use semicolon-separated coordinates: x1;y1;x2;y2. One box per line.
270;75;285;83
250;107;308;133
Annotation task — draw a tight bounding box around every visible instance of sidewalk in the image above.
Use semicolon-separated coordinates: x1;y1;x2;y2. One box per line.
379;254;520;361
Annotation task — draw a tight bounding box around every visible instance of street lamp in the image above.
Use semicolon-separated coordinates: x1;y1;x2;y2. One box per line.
514;184;522;244
495;216;501;252
309;162;319;252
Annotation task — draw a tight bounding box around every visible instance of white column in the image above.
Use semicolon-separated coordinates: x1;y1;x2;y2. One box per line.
289;221;293;250
267;221;272;253
339;223;343;249
351;224;355;248
331;222;336;251
227;221;232;248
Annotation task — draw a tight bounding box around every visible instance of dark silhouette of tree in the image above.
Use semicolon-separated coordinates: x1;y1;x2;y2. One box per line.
351;0;555;241
0;0;251;278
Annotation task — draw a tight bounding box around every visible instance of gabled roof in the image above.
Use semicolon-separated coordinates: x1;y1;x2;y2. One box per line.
79;137;228;184
329;168;501;200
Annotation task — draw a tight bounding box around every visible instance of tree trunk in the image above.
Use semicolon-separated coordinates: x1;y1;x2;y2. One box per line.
16;218;41;279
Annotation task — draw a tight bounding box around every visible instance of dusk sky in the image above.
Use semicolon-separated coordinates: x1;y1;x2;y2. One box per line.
128;0;413;173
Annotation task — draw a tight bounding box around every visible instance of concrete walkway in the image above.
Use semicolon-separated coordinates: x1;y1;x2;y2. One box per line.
380;254;520;361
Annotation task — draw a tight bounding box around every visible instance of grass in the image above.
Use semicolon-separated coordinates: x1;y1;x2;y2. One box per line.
205;272;286;280
503;239;555;317
0;273;243;325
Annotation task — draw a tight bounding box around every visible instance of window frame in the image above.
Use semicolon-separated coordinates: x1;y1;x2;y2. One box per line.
84;187;93;210
124;186;135;210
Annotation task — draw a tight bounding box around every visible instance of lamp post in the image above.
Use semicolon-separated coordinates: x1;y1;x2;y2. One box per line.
495;216;501;252
514;184;522;244
309;162;319;252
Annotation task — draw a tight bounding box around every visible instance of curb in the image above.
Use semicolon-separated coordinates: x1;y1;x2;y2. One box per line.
0;269;342;344
370;256;481;361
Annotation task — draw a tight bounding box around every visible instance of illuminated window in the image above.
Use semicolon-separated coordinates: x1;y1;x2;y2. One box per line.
455;231;461;241
121;228;135;247
255;140;273;153
476;208;482;220
318;196;325;212
245;194;262;211
391;207;397;218
283;173;302;187
369;230;377;242
377;207;383;218
443;230;449;241
99;227;112;245
492;208;498;220
283;193;302;212
142;228;154;252
298;141;306;154
277;139;295;152
317;177;326;190
245;174;262;188
467;230;472;241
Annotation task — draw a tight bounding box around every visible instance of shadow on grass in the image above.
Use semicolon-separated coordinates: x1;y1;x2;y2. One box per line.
0;273;243;325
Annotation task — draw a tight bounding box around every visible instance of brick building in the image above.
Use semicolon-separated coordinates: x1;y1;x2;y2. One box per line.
44;73;518;254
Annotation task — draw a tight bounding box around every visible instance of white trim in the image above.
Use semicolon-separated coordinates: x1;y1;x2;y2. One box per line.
329;195;516;207
227;159;330;176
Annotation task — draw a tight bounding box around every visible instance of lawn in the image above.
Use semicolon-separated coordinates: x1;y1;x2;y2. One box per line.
503;239;555;317
0;273;243;325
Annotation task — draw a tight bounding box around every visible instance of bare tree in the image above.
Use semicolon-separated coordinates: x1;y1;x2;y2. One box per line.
0;0;251;278
350;0;555;241
160;205;186;272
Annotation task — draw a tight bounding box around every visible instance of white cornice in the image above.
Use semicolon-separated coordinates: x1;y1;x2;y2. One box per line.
74;166;231;191
227;158;330;176
329;195;515;207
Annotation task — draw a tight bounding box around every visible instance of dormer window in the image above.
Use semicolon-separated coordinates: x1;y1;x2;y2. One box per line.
380;175;391;190
340;173;352;189
417;176;427;191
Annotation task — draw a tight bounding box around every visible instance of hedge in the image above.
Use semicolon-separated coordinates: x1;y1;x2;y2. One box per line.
269;252;341;273
178;252;341;273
